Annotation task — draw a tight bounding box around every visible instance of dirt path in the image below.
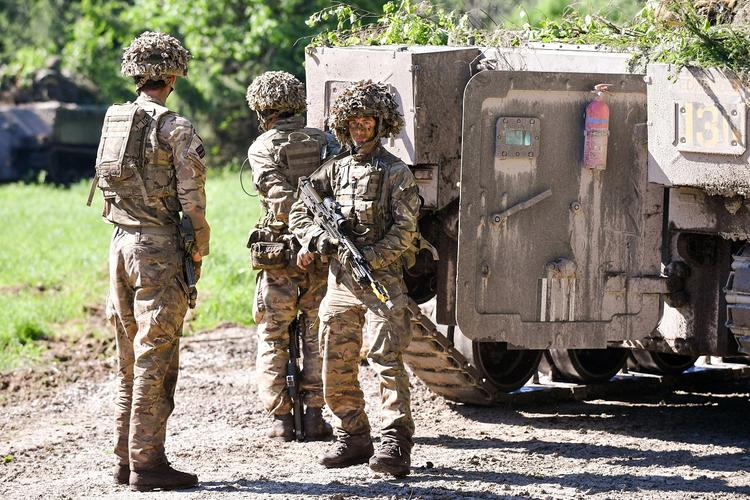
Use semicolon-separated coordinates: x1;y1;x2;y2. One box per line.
1;327;749;499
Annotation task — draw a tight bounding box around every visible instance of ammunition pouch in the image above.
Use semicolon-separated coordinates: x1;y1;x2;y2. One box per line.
247;226;300;270
250;241;289;270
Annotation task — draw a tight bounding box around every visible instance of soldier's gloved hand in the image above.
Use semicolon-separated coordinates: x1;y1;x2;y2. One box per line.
316;235;339;255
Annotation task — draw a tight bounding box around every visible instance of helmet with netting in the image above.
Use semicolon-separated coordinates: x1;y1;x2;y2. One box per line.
245;71;306;115
329;80;404;145
121;31;191;88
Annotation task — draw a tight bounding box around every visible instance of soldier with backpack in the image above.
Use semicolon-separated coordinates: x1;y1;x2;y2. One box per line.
245;71;338;442
91;31;209;491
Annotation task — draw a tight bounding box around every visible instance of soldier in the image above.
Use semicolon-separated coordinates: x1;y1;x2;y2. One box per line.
92;31;209;491
289;80;421;477
245;71;336;441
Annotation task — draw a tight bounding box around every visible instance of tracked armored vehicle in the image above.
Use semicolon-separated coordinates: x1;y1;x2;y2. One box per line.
305;45;750;404
0;102;104;184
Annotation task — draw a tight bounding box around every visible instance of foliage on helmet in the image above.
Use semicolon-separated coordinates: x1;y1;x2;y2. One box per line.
329;80;404;144
245;71;307;114
121;31;190;87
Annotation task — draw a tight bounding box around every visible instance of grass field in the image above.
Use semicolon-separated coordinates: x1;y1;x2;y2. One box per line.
0;168;261;371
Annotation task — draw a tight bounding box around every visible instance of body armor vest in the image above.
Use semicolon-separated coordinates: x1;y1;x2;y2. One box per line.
94;102;178;208
333;155;391;246
332;150;427;269
266;128;326;189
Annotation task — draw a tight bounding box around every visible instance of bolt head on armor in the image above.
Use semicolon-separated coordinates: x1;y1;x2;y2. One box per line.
246;71;307;115
121;31;191;89
329;80;404;147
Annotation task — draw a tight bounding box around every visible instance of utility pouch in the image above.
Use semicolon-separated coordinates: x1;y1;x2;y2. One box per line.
250;241;288;270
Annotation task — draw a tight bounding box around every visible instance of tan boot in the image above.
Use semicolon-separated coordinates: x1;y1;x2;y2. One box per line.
114;464;129;485
266;413;295;442
319;433;374;468
369;439;411;478
303;407;333;441
129;463;198;491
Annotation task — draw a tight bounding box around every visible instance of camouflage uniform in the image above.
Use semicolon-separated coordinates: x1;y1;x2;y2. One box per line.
289;81;420;452
95;32;209;476
246;71;340;434
248;114;333;415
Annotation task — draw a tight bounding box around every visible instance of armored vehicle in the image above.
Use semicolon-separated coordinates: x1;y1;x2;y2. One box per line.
0;102;105;184
305;45;750;404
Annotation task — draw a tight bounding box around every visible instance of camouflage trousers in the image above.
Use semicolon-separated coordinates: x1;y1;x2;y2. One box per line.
253;261;328;415
106;225;189;470
319;270;414;445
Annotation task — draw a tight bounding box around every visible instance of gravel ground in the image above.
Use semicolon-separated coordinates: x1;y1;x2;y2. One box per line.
1;326;749;499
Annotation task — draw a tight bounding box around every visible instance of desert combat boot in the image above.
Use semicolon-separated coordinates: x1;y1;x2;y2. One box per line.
303;407;333;441
129;463;198;491
319;433;374;468
114;464;130;485
369;440;411;478
267;413;295;441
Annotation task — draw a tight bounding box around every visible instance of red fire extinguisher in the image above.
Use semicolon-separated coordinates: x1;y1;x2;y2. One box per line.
582;83;611;170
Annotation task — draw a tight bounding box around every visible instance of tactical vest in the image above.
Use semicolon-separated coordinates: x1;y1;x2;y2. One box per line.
267;128;326;189
333;155;392;246
92;102;178;208
333;151;427;269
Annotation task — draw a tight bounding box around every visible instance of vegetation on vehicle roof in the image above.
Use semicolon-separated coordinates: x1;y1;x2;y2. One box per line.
306;0;750;79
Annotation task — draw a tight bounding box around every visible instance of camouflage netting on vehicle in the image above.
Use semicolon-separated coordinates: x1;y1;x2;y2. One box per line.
329;80;404;144
245;71;306;114
121;31;191;88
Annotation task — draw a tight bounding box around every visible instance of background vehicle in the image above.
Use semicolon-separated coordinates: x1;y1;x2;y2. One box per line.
305;45;750;404
0;102;104;184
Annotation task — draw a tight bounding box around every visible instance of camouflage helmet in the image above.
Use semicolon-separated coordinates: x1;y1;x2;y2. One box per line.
329;80;404;145
245;71;306;115
121;31;191;88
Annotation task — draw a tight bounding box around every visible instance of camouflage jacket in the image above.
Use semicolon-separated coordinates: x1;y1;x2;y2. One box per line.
248;115;337;231
102;93;210;256
289;144;420;279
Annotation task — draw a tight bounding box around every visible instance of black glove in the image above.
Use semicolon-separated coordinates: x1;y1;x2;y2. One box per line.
316;235;339;255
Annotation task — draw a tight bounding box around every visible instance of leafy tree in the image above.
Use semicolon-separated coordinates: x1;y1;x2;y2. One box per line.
1;0;389;162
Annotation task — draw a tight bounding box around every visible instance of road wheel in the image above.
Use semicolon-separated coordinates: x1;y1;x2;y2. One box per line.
545;348;629;384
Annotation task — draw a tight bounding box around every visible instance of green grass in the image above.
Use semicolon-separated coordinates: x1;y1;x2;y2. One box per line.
0;168;262;371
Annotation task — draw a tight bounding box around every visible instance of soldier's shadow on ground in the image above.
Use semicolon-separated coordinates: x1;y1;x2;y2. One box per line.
198;465;750;497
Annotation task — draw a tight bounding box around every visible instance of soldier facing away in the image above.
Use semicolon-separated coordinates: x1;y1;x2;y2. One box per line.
92;31;210;491
245;71;336;441
289;80;421;477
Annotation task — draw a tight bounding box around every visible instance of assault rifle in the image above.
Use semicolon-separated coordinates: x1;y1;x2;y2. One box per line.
287;313;305;441
298;177;394;309
179;214;198;309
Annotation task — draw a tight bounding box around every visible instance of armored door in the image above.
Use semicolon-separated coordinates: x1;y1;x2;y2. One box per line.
455;70;663;349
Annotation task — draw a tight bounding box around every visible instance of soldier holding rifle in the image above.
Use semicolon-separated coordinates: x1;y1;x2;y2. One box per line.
290;80;421;478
